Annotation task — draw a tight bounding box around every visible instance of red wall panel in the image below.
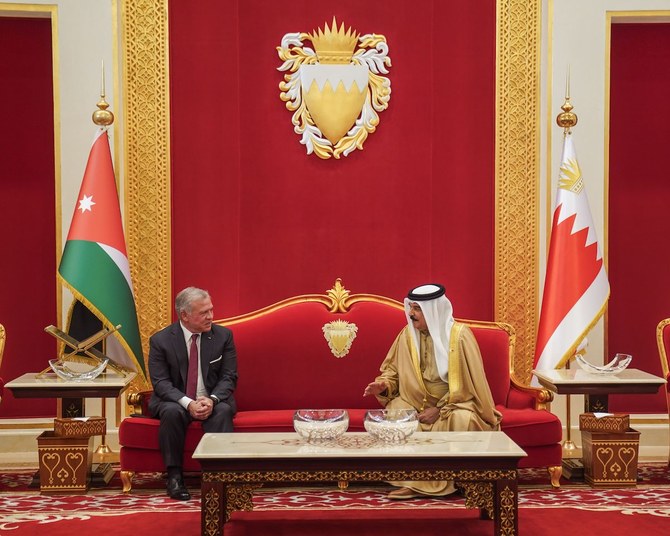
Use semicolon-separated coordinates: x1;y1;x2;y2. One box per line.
169;1;495;321
608;23;670;414
0;18;56;418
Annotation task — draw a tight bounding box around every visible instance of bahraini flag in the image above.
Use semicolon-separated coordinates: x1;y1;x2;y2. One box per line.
534;132;609;371
58;127;145;378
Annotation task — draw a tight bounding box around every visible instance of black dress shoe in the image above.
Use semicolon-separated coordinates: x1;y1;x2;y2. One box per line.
166;476;191;501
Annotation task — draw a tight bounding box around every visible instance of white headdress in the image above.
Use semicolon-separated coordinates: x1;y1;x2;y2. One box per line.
403;284;454;382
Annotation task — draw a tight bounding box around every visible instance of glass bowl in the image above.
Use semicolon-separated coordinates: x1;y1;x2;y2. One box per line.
293;409;349;443
364;408;419;443
575;353;632;375
48;357;109;382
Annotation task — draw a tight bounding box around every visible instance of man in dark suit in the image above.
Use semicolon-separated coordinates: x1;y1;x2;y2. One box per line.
148;286;238;500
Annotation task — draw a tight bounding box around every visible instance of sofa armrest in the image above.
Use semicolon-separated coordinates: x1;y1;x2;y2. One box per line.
127;389;153;416
509;374;554;410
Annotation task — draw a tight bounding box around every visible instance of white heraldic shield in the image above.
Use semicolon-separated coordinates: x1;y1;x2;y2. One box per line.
277;18;392;159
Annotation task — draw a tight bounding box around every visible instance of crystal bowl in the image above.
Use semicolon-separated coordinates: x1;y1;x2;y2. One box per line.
575;353;632;375
364;408;419;443
48;357;109;382
293;409;349;443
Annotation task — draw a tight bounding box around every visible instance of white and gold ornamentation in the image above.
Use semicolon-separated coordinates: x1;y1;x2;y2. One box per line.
277;18;392;159
322;319;358;357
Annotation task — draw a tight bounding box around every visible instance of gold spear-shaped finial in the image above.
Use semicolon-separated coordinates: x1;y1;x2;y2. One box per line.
556;66;578;132
92;60;114;126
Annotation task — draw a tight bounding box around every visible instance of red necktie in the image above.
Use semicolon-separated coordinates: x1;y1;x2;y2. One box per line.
186;333;199;399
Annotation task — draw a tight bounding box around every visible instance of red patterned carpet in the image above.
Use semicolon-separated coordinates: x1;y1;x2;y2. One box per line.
1;465;669;535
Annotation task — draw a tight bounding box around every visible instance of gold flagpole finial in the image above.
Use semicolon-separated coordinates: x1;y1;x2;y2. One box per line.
556;66;577;133
92;60;114;126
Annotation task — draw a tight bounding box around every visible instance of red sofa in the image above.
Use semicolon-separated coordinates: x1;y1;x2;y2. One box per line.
119;280;562;491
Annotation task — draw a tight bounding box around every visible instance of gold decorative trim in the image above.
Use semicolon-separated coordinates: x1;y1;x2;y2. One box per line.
499;485;517;535
216;278;403;326
655;317;670;379
460;481;494;518
121;0;171;391
203;468;518;483
0;323;5;372
495;0;542;384
204;469;518;530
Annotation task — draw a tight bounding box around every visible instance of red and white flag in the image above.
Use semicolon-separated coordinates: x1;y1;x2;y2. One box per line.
534;132;609;371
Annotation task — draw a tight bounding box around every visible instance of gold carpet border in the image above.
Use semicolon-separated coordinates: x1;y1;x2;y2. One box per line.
122;0;541;385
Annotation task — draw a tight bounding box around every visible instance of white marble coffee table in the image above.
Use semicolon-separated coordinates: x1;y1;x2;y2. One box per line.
193;431;526;536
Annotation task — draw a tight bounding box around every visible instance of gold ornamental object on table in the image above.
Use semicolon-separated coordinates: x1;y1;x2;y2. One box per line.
277;17;392;159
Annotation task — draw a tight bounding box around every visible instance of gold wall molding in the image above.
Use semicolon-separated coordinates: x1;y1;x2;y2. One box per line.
121;0;171;387
495;0;541;383
122;0;541;385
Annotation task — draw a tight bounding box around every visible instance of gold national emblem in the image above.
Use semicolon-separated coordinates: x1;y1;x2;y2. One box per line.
322;319;358;358
277;18;392;159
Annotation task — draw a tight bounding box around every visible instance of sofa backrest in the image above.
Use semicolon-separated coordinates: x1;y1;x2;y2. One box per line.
220;297;406;411
467;321;514;406
217;281;515;411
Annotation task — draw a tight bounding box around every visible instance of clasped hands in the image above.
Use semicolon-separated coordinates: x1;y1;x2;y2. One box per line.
188;396;213;420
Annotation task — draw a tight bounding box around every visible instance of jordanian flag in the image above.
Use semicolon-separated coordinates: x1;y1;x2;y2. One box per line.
58;127;145;378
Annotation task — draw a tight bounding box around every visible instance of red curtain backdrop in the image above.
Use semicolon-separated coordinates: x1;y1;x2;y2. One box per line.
168;0;495;320
0;18;56;418
608;23;670;414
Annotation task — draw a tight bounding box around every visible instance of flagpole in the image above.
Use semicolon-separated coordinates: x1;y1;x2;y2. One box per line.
556;71;579;454
93;61;114;461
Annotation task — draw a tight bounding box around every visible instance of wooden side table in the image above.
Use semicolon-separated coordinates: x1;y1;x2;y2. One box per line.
531;368;665;413
532;368;666;482
5;372;136;491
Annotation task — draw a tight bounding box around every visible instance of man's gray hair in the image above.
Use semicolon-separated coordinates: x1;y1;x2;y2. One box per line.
175;287;210;316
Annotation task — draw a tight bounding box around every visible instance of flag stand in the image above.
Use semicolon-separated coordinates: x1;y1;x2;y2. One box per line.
562;358;584;480
563;393;577;452
562;357;578;452
94;401;113;456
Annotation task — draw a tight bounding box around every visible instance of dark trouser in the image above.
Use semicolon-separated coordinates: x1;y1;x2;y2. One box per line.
154;401;234;468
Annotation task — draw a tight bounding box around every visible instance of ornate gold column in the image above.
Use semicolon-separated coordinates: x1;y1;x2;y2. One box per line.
121;0;171;384
495;0;541;383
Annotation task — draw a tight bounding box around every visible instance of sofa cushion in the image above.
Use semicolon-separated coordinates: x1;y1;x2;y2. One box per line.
498;406;562;447
232;408;371;433
119;416;204;452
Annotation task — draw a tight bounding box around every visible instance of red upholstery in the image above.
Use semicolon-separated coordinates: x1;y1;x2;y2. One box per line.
119;287;562;489
231;301;404;411
468;322;562;469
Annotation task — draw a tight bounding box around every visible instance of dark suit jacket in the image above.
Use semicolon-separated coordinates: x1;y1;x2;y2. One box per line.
148;322;238;415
